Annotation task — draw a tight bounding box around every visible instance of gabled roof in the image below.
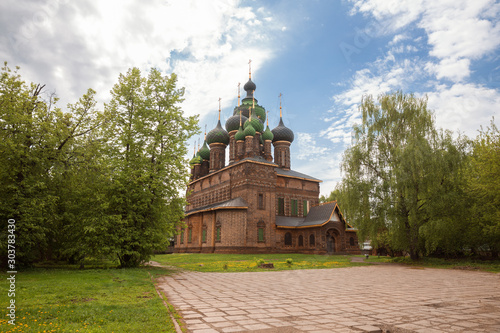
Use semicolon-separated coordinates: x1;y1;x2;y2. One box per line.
275;201;347;229
275;168;322;182
186;197;248;216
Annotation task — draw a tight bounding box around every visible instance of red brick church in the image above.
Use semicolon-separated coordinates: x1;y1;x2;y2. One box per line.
175;67;359;254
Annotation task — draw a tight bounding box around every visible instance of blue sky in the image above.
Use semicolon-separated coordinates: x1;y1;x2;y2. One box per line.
1;0;499;195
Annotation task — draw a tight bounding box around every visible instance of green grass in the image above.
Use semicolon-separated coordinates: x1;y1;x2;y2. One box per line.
151;253;368;272
0;267;176;332
364;256;500;273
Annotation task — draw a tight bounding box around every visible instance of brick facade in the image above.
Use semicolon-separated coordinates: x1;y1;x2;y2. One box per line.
178;74;360;255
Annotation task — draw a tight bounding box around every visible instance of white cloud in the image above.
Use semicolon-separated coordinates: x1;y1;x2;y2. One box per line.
427;83;500;137
296;132;328;160
0;0;282;123
350;0;500;84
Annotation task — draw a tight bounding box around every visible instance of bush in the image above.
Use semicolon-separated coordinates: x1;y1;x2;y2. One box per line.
286;258;293;266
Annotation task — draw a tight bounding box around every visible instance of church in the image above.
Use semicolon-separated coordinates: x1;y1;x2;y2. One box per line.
175;66;359;255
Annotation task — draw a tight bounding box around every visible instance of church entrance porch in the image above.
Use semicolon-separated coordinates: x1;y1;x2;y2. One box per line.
326;229;339;254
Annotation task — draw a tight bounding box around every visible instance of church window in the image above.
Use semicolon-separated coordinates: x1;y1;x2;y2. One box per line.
291;199;298;216
180;229;184;244
202;225;207;243
284;232;292;246
303;200;309;216
258;193;264;210
298;235;304;247
309;234;315;247
349;237;355;246
188;227;192;243
257;220;265;242
215;222;221;243
278;197;285;215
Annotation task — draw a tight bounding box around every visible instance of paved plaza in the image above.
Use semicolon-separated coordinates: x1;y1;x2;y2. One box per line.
157;265;500;333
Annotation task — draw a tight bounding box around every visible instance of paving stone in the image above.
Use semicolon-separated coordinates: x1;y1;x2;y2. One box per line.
157;265;500;333
354;325;382;332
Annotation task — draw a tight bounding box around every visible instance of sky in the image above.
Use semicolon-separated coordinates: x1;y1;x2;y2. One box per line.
1;0;499;196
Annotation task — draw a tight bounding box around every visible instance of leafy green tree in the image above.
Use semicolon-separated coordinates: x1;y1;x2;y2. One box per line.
465;120;500;257
0;63;111;266
105;67;198;267
340;91;468;259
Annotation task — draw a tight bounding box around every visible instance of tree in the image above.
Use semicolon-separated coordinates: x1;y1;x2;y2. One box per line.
0;63;108;266
340;91;468;259
465;119;500;257
104;67;198;267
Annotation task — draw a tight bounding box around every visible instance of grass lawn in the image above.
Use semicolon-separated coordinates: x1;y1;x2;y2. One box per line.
0;266;176;333
365;256;500;273
151;253;368;272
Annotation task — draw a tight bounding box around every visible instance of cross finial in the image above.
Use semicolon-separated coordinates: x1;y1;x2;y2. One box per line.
279;93;283;118
204;124;207;138
218;97;221;121
237;83;241;107
266;110;269;126
248;59;252;79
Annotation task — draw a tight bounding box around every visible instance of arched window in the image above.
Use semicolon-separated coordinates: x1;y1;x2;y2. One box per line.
257;220;265;243
298;235;304;247
349;237;355;246
180;229;184;244
188;225;192;243
284;232;292;246
215;222;221;243
309;234;315;247
202;224;207;243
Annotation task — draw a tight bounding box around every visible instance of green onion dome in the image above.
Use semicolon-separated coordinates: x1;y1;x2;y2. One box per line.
253;104;266;123
243;122;256;137
189;153;198;166
206;120;230;145
199;140;210;160
272;117;294;143
225;114;248;132
262;125;274;141
244;115;264;133
190;152;203;165
235;125;245;141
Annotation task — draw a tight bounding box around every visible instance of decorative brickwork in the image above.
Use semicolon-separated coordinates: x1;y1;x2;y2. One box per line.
177;73;360;255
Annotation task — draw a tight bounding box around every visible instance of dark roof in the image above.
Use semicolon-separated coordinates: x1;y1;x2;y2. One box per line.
275;202;341;228
186;197;248;216
275;168;322;182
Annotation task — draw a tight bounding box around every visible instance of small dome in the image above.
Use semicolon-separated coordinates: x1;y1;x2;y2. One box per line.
243;78;256;93
243;123;256;137
244;115;264;133
206;120;230;145
225;114;248;132
190;152;202;166
272;117;294;143
235;125;245;141
199;140;210;160
253;104;266;123
262;125;274;141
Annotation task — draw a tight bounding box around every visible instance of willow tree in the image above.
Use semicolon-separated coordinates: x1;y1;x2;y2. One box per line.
341;91;467;259
104;67;198;267
466;120;500;257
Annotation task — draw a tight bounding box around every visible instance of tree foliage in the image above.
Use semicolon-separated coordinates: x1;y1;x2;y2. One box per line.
0;63;198;267
104;67;198;267
339;91;469;259
465;120;500;257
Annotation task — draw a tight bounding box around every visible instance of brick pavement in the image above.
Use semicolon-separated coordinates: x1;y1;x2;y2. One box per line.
157;265;500;333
